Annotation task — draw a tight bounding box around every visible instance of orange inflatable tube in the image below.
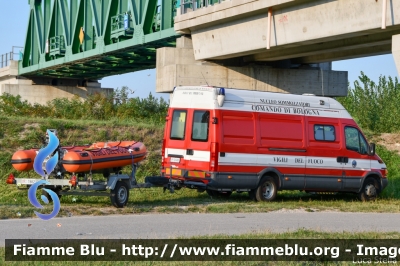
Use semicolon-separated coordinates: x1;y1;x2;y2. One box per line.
61;141;147;173
11;145;91;172
11;149;38;171
11;142;146;174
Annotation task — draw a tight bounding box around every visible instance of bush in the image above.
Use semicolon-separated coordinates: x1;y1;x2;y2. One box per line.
336;72;400;133
0;87;168;125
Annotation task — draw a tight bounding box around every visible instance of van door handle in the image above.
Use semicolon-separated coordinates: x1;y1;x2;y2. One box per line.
337;157;349;163
186;149;194;155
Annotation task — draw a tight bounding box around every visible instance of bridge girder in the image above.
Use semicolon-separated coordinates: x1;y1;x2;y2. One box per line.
20;0;179;80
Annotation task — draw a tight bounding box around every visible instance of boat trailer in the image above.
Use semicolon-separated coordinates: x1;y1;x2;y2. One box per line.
7;166;208;208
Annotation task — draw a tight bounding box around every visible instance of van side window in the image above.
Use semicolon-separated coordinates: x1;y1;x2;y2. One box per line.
191;111;210;141
170;110;187;140
345;126;368;154
314;125;335;141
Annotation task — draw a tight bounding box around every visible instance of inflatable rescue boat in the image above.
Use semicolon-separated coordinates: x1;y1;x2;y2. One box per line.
11;141;147;173
10;145;91;171
61;141;147;173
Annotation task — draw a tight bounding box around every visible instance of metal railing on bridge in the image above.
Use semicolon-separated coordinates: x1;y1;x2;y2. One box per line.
49;36;66;58
179;0;227;14
0;46;23;68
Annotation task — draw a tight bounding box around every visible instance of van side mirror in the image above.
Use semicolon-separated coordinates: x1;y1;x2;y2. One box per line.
368;143;376;156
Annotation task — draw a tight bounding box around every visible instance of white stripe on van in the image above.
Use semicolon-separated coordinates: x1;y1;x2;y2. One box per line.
219;153;385;171
165;149;386;171
165;148;210;162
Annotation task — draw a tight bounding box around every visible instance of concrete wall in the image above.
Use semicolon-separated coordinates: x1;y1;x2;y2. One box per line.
0;83;113;105
156;38;348;96
0;61;113;105
393;34;400;76
0;61;19;81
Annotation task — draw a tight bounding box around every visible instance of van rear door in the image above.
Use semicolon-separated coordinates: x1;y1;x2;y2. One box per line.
165;109;212;178
185;110;212;176
165;109;189;176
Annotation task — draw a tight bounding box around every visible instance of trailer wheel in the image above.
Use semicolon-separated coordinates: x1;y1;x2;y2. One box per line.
110;181;129;208
358;177;379;201
255;176;277;202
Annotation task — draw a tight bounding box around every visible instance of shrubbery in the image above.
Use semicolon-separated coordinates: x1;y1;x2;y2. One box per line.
1;74;400;131
336;72;400;133
0;87;168;124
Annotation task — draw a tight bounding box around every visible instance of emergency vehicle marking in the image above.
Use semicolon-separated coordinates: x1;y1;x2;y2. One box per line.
251;104;324;115
273;157;288;163
307;158;324;164
165;148;384;172
171;87;352;119
218;153;376;171
260;99;311;107
295;158;304;163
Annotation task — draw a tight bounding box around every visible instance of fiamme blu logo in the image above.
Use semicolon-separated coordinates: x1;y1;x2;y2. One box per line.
27;130;61;220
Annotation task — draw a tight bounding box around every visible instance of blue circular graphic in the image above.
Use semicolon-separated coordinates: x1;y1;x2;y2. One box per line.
28;180;61;220
352;160;357;168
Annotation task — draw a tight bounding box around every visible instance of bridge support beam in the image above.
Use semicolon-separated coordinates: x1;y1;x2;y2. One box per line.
0;61;113;105
393;34;400;76
156;37;348;96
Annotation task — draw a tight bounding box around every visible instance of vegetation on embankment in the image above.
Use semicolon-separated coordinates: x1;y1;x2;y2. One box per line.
336;72;400;133
0;87;168;123
0;76;400;218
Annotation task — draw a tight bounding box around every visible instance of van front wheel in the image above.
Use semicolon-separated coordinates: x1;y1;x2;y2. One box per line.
358;177;379;201
255;176;277;202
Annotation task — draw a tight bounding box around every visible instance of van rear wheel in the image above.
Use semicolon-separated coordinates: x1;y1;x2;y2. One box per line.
358;177;379;201
255;176;277;202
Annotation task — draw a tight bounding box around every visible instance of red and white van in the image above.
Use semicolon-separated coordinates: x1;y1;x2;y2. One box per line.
160;86;388;201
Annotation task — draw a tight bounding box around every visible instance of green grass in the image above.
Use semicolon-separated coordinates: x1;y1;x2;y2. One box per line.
3;190;400;220
1;118;400;219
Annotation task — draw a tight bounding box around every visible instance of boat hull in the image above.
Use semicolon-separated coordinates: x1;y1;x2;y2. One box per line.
11;141;147;174
61;141;147;173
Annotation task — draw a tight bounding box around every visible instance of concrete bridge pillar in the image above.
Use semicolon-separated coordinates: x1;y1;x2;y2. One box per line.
156;36;348;96
0;61;113;105
393;34;400;76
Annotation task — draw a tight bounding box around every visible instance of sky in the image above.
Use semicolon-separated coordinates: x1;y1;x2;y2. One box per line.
1;1;399;100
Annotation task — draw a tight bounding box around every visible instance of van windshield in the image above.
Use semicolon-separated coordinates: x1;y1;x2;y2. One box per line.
191;110;210;142
170;110;187;140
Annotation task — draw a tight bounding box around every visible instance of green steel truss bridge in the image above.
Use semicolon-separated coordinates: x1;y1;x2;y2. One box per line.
20;0;179;80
